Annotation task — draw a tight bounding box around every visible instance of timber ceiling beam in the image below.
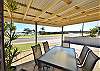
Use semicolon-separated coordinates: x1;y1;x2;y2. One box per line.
51;5;100;23
16;2;42;12
42;0;94;23
33;0;61;21
47;1;99;23
4;0;11;17
58;12;100;25
23;0;35;20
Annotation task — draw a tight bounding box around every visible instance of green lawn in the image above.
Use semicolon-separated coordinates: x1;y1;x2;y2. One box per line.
12;34;61;52
13;43;34;52
13;42;60;52
18;35;34;38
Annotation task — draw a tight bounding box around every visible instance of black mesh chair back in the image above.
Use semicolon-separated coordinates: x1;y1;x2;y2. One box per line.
78;46;90;65
42;41;50;53
82;50;100;71
31;44;42;65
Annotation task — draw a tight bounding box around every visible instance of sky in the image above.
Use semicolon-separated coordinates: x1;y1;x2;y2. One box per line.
15;20;100;32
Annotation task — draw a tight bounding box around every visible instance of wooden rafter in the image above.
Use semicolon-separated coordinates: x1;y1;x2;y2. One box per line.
41;0;90;23
50;1;100;23
50;0;92;19
47;10;100;25
69;12;100;21
4;9;36;18
5;16;34;24
16;2;42;12
33;0;61;21
4;0;11;17
64;5;100;19
51;5;100;23
62;0;72;4
62;12;100;25
23;0;34;20
4;0;100;27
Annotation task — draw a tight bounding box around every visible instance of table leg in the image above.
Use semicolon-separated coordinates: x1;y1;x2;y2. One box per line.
38;61;43;71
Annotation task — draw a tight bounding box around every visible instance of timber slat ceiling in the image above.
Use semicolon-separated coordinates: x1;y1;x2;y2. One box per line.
4;0;100;27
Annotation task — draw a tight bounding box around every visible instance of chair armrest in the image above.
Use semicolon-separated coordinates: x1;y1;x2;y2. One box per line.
77;64;82;68
76;58;81;65
75;52;79;58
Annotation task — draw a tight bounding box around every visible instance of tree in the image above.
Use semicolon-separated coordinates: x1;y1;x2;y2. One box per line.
23;28;32;35
4;0;20;71
4;22;19;71
39;27;46;35
89;27;98;37
32;29;35;32
23;28;35;35
41;27;45;31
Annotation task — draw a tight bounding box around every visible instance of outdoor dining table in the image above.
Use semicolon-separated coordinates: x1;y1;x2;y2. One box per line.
38;46;78;71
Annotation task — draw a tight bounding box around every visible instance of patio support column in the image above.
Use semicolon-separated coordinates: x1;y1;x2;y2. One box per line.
82;22;84;36
35;22;37;45
0;0;6;71
61;26;64;46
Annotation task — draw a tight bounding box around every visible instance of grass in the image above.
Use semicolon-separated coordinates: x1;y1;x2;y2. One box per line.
14;43;37;52
18;35;34;38
12;34;61;52
13;42;60;52
13;43;34;52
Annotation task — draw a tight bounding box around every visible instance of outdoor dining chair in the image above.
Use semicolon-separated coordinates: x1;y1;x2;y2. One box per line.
77;46;90;65
42;41;50;53
31;44;42;70
78;50;100;71
31;44;50;71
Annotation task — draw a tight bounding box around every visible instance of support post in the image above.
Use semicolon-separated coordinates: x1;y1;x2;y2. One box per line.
61;26;64;46
35;22;37;45
82;23;84;36
0;0;6;71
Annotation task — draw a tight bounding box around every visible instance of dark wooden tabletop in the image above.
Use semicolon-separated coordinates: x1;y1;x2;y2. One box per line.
38;46;77;71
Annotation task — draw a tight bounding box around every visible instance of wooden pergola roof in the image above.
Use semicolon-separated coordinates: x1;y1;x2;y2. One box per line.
4;0;100;27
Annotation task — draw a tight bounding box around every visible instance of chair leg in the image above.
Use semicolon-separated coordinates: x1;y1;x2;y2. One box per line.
33;64;37;71
44;66;53;71
46;67;50;71
43;66;45;71
42;67;48;71
49;67;54;71
37;63;43;71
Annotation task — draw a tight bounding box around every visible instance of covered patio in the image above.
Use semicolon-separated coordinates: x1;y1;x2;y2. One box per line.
0;0;100;71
